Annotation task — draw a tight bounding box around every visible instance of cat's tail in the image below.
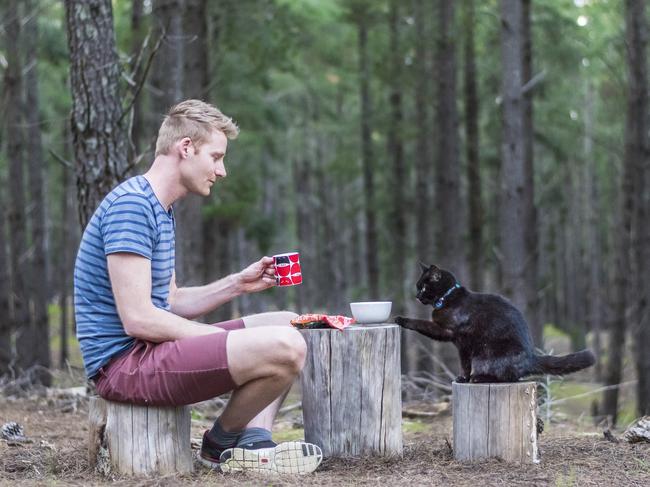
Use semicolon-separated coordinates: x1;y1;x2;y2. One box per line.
530;349;596;376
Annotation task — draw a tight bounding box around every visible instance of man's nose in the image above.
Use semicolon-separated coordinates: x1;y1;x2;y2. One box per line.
215;163;227;178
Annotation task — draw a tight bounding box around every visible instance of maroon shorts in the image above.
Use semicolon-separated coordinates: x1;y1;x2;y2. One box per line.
94;319;245;406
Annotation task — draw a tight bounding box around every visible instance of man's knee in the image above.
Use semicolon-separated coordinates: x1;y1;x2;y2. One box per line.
271;327;306;373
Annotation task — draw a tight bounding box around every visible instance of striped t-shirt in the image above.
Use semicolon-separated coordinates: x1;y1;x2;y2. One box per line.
74;175;175;379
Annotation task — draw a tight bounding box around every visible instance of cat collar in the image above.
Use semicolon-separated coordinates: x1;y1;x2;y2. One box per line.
434;283;461;310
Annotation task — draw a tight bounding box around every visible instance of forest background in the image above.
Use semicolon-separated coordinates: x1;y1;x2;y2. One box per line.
0;0;648;430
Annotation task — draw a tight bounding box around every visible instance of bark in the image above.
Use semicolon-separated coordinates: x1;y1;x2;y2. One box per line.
4;0;32;376
603;0;647;425
463;0;483;291
0;191;11;375
498;0;528;323
357;14;380;300
64;0;130;228
21;0;51;384
522;0;541;348
625;0;650;417
174;0;208;286
129;0;146;155
59;165;72;367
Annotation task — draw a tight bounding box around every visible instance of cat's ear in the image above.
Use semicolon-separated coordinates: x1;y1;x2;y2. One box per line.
419;262;429;273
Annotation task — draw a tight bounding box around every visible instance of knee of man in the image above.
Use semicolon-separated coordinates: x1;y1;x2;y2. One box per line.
272;327;307;372
277;311;298;325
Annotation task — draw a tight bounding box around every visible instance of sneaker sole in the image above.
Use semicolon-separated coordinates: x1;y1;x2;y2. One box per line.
220;441;323;475
197;450;222;470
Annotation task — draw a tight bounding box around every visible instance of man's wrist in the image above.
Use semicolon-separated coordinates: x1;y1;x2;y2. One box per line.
230;272;246;294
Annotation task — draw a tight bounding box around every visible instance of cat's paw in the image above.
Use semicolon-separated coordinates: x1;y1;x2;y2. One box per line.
455;375;469;383
395;316;408;327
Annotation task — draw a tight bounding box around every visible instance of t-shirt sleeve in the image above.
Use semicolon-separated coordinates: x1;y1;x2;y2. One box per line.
101;194;157;259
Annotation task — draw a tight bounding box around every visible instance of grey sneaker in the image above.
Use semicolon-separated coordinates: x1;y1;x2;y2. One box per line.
219;440;323;474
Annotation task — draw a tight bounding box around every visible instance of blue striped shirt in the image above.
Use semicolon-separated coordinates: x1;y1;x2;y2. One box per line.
74;175;175;378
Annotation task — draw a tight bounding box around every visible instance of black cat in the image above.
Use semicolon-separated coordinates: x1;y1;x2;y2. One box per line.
395;263;595;383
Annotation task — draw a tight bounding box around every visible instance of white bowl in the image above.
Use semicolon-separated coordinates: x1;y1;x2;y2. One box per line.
349;301;392;324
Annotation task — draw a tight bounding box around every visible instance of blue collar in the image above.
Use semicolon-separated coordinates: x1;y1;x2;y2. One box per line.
434;283;461;310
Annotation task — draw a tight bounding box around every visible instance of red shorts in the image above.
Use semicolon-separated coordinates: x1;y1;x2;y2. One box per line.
94;319;245;406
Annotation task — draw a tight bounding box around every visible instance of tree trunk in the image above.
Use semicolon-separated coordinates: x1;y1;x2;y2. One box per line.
583;81;603;380
300;325;403;458
0;190;11;375
129;0;146;156
625;0;650;417
412;0;434;374
357;14;380;300
65;0;130;228
4;0;32;377
463;0;483;292
521;0;541;348
603;0;646;425
59;165;72;368
173;0;209;286
498;0;529;326
21;0;51;385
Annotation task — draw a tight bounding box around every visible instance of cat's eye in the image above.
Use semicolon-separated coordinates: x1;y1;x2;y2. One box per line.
433;272;441;282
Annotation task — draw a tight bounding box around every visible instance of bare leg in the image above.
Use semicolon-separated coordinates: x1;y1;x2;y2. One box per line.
242;311;297;328
218;326;305;432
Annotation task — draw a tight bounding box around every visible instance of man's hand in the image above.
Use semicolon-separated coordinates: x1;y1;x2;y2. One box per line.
236;256;276;293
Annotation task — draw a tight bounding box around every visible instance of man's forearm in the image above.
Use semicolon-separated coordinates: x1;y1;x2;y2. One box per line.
169;273;244;319
125;305;225;342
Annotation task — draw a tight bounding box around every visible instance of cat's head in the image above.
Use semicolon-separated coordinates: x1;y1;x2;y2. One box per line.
415;263;457;306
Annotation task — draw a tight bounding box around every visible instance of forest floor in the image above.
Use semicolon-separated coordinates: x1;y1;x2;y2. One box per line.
1;370;648;486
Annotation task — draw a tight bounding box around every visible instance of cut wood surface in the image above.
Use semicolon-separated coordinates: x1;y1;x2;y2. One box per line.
300;324;402;457
88;397;192;476
452;381;539;463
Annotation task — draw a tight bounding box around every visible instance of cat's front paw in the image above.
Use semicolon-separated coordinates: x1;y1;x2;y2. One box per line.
395;316;408;327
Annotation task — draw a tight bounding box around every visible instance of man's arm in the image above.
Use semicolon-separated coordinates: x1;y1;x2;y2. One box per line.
168;256;276;319
107;253;224;342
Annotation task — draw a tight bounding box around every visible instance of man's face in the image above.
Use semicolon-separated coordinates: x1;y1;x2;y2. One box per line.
180;130;228;197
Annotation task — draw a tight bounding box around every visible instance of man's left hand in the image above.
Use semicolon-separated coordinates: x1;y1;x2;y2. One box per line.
236;256;276;293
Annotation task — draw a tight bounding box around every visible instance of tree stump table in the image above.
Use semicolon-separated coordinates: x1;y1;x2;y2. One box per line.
452;381;540;463
299;324;402;458
88;397;193;475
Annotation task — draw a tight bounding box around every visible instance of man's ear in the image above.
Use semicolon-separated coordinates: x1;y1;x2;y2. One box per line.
179;137;193;159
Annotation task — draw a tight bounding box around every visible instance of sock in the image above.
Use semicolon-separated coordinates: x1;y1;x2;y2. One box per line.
208;417;243;448
236;427;274;447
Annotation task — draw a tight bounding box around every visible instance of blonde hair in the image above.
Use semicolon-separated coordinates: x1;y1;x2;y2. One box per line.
155;99;239;156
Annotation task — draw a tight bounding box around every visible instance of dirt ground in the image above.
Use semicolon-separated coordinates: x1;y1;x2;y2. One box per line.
1;389;648;487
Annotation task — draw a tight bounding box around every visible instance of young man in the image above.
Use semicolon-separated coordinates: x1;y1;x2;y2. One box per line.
74;99;322;474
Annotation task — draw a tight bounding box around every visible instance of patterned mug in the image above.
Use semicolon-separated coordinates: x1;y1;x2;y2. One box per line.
273;252;302;287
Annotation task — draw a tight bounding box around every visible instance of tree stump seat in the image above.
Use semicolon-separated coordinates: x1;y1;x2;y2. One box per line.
299;324;403;458
452;381;540;463
88;397;193;476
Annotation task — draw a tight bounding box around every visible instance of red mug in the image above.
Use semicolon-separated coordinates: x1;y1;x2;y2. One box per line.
273;252;302;287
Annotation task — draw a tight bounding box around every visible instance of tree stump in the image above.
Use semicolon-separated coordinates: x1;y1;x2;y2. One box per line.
299;324;402;457
88;397;193;475
452;381;540;463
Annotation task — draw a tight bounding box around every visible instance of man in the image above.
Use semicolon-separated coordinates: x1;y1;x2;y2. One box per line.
74;99;322;474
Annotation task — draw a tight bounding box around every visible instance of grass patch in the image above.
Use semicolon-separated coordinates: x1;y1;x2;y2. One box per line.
403;419;430;435
273;427;305;442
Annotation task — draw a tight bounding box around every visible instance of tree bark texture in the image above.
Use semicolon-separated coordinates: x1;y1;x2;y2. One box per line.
357;15;380;300
624;0;650;417
129;0;146;156
0;190;11;375
453;382;539;463
4;0;32;375
463;0;483;292
65;0;130;228
88;397;192;475
21;0;51;384
300;325;402;458
521;0;541;348
498;0;529;326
